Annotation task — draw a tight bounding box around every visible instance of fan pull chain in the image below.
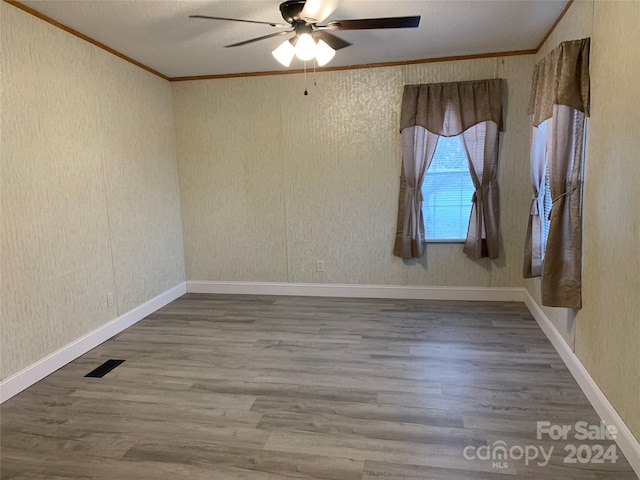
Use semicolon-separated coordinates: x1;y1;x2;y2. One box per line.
313;58;317;87
303;61;308;96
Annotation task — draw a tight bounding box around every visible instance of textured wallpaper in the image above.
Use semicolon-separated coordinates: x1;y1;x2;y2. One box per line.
526;0;640;443
0;3;185;379
172;77;289;283
579;0;640;443
173;57;533;289
93;53;185;314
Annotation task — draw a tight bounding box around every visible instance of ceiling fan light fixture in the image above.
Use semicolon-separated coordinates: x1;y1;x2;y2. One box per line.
315;39;335;66
272;39;296;67
294;33;317;61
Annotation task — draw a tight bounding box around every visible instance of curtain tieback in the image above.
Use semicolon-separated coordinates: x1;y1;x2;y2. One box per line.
471;180;496;203
548;181;583;220
401;179;423;203
530;195;539;215
530;190;545;215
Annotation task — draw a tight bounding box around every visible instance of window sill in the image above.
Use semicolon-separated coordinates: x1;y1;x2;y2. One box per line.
425;239;466;244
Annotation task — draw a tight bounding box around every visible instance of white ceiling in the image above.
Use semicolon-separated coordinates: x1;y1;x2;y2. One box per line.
21;0;568;78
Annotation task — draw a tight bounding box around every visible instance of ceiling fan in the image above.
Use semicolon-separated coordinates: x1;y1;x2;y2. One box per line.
190;0;421;67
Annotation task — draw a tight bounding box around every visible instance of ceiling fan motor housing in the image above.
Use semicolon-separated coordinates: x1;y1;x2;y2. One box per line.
279;0;307;24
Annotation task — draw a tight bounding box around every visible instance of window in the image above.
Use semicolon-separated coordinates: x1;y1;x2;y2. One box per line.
393;79;503;260
534;121;553;261
421;136;475;241
541;160;552;253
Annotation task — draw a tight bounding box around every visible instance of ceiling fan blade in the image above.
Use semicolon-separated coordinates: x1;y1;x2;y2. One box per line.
225;30;293;48
300;0;338;23
323;16;421;31
189;15;289;28
312;31;352;50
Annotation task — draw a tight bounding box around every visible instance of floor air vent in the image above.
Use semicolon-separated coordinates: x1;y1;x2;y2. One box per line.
84;359;125;378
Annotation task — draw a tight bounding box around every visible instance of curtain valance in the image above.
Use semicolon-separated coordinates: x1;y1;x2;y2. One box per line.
528;38;590;127
400;78;504;136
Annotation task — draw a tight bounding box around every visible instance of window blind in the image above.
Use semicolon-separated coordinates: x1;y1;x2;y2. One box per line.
421;136;475;241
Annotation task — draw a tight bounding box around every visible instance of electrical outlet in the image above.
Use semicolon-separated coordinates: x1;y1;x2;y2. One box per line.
316;259;325;272
106;292;115;308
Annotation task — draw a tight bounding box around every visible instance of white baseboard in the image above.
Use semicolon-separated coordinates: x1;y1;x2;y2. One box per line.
187;281;526;302
0;282;187;404
523;290;640;477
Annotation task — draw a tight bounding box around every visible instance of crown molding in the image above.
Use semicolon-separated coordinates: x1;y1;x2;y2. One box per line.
536;0;574;52
170;49;536;82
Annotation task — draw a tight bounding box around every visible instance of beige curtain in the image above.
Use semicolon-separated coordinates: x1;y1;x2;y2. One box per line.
524;121;549;277
393;126;439;258
542;106;586;308
460;121;501;259
394;78;504;259
526;38;590;308
529;39;590;127
400;79;503;134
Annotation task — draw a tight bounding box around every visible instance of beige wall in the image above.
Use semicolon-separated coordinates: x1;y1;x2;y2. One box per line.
173;56;533;289
0;3;185;380
580;0;640;444
526;0;640;443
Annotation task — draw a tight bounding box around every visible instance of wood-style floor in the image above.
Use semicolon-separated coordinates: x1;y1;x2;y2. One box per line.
1;294;637;479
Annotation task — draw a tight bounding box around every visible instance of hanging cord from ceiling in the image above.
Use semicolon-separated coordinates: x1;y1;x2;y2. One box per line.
302;59;319;96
